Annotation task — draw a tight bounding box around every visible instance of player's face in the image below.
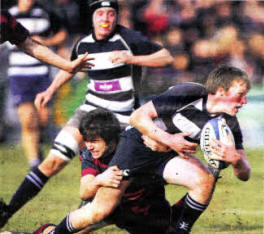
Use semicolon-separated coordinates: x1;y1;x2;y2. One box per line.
220;80;248;116
85;137;107;159
93;7;117;40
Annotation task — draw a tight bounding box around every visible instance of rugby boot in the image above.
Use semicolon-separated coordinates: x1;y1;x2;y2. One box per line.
32;223;56;234
0;198;11;228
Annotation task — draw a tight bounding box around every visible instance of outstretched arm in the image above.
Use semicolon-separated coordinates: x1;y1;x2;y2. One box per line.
130;101;198;157
18;37;94;73
110;48;173;67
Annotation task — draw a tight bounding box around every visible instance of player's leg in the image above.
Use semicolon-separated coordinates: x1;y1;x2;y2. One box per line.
51;180;130;233
169;195;186;232
17;102;42;168
0;125;82;228
163;155;215;233
130;199;171;234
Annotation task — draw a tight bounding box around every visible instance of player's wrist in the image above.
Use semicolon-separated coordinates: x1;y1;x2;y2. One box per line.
231;152;241;168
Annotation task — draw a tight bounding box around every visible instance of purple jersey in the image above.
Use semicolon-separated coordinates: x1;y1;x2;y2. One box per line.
0;10;29;45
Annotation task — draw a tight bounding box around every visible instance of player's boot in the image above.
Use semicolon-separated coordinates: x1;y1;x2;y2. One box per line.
0;199;11;228
32;223;56;234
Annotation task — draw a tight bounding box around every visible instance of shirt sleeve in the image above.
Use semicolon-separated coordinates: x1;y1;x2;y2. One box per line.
225;115;244;150
152;83;207;118
80;149;98;177
119;26;163;55
0;10;29;45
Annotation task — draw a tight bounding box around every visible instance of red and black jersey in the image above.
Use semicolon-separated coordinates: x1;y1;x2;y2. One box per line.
80;148;167;216
0;10;29;45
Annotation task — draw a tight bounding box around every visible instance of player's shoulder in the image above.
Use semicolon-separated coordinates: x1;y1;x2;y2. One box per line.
80;148;93;161
117;25;145;40
77;32;93;44
222;113;240;129
168;82;206;95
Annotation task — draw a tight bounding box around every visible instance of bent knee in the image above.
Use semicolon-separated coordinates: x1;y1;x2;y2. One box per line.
194;171;215;190
39;154;68;177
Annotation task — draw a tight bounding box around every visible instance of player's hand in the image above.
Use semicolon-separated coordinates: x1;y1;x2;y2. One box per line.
209;137;239;164
97;165;123;188
142;135;171;152
34;89;53;110
68;52;94;74
109;50;131;64
167;132;198;157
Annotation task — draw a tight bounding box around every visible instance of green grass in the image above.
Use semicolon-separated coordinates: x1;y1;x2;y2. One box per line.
0;145;263;233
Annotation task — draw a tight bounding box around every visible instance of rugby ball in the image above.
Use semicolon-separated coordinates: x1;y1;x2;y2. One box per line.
200;117;234;169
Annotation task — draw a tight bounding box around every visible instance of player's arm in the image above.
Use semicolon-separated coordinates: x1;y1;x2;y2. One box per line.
110;48;173;67
18;37;93;73
130;101;197;157
31;29;67;47
232;149;251;181
34;69;73;109
209;139;251;181
79;166;123;201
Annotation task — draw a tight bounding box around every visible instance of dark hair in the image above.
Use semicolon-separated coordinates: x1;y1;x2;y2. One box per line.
88;0;119;16
79;108;121;145
205;65;251;94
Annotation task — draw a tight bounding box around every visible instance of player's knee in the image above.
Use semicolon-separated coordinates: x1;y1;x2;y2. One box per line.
38;154;68;177
195;172;215;191
50;130;79;161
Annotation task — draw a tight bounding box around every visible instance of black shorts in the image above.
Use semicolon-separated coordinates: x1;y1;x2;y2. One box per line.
81;196;171;234
110;198;171;234
109;128;176;179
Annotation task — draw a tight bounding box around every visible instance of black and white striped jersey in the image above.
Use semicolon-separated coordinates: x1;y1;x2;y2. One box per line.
152;82;244;149
8;3;64;77
71;25;163;125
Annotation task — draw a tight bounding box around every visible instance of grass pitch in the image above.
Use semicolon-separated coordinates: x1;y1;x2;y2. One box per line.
0;144;263;234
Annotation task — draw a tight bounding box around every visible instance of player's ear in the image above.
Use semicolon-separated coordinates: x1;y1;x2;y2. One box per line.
215;86;226;96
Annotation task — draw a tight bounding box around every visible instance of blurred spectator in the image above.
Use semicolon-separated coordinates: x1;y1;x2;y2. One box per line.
141;0;169;37
118;1;132;28
227;40;256;81
7;0;67;169
165;27;185;55
0;45;9;142
248;33;264;83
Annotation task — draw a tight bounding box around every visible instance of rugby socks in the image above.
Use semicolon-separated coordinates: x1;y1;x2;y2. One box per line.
29;158;41;169
7;167;49;215
51;214;82;234
174;193;208;233
171;195;186;224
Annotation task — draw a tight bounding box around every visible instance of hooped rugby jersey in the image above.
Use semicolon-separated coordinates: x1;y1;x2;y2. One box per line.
8;4;64;77
71;25;163;124
152;82;244;149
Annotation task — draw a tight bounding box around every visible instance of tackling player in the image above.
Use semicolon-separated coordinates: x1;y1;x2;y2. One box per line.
33;108;172;234
0;0;173;228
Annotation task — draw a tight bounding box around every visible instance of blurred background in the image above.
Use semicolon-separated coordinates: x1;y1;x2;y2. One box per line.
0;0;263;148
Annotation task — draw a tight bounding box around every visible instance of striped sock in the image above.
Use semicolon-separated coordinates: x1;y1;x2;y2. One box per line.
175;193;208;233
52;214;82;234
8;167;49;214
